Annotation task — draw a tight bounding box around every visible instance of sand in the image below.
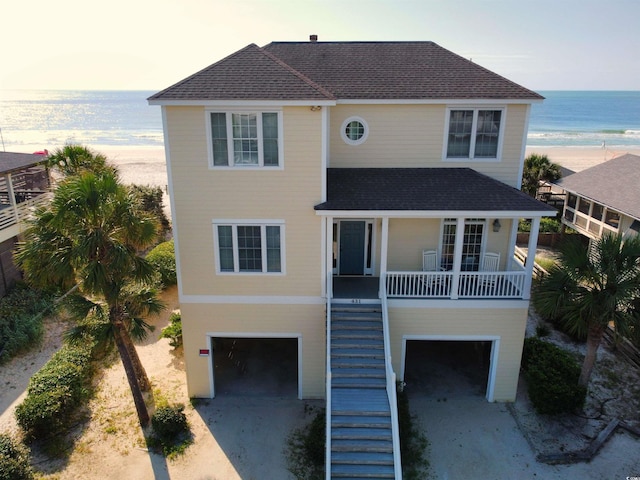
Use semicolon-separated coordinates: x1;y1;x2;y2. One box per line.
525;145;640;173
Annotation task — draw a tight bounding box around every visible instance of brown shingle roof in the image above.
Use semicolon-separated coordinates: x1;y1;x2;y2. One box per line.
555;153;640;220
148;44;334;102
149;41;543;102
314;168;555;213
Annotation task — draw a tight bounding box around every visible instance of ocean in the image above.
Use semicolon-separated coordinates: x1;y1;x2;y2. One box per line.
0;89;639;150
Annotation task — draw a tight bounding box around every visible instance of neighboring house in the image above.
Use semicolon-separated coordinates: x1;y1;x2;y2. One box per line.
555;153;640;242
0;152;50;297
149;39;554;477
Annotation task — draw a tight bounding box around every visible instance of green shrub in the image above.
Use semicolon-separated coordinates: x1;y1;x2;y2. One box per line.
0;433;34;480
129;184;171;236
0;286;55;363
146;240;177;287
397;390;430;480
522;337;586;414
160;311;182;348
15;339;95;439
519;217;562;233
151;404;189;444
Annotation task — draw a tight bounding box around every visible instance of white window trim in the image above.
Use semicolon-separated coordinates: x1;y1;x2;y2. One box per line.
213;219;286;275
206;109;284;170
439;218;487;269
442;106;505;162
340;116;369;146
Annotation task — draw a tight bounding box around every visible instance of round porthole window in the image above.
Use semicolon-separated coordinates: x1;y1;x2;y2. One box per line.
341;116;368;145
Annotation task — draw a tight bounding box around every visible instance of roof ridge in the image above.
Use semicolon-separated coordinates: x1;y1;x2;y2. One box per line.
258;46;336;100
429;43;544;100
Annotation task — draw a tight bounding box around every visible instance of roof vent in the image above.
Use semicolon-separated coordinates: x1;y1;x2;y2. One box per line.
309;34;318;42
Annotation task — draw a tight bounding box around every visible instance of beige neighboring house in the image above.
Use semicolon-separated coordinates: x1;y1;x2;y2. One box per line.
0;152;50;297
555;153;640;242
149;39;554;477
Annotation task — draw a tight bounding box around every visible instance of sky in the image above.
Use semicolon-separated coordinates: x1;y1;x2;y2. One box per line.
2;0;639;92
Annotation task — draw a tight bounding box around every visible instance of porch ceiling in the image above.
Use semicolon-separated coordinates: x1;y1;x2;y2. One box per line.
314;168;556;215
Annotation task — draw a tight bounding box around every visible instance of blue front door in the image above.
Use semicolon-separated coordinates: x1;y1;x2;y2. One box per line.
339;221;365;275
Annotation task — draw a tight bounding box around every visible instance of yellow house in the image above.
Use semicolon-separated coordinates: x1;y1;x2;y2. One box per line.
149;40;554;478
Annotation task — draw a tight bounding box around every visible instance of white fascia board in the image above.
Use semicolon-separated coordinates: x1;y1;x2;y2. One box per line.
148;99;336;107
314;210;556;218
389;299;528;309
336;98;543;105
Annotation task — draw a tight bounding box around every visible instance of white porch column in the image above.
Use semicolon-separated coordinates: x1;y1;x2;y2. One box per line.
507;217;519;270
450;217;465;300
6;174;20;225
325;216;333;300
523;217;541;300
379;217;389;297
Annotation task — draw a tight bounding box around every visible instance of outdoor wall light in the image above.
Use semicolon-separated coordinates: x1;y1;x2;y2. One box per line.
493;219;501;232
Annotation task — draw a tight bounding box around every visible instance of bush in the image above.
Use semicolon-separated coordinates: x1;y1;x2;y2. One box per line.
151;404;189;444
146;240;177;287
0;286;55;364
129;184;171;237
518;217;562;233
522;337;586;415
15;339;95;439
160;311;182;348
0;433;34;480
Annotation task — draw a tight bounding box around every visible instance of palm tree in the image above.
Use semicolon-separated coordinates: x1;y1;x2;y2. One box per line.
533;233;640;387
15;168;163;426
45;144;114;177
521;153;562;197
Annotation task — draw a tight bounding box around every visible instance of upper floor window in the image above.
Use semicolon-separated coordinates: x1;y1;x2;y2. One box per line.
341;116;369;145
208;111;282;168
214;221;284;274
445;108;503;159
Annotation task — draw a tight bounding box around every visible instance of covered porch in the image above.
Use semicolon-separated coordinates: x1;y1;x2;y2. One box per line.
318;168;556;302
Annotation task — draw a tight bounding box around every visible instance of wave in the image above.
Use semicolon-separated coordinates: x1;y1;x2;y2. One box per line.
527;129;640;147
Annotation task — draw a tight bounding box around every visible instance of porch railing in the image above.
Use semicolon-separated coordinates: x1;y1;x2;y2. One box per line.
386;269;527;299
0;193;51;232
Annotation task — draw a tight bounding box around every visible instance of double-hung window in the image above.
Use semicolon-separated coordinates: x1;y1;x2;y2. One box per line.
445;108;503;159
214;221;284;274
209;111;281;167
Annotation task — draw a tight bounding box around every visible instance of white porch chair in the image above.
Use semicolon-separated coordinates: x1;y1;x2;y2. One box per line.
422;250;439;271
481;252;501;271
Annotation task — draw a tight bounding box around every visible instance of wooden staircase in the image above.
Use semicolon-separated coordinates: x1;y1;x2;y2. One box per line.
329;302;397;479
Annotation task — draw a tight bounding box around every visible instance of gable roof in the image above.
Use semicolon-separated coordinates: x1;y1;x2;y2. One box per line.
0;152;47;174
314;168;555;214
555;153;640;220
149;41;543;103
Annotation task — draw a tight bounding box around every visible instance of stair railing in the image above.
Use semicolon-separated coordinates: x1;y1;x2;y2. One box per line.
380;289;403;478
325;292;332;480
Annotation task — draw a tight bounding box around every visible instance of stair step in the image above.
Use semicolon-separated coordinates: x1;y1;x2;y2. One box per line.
332;415;392;428
332;356;385;368
331;450;394;466
332;311;382;320
331;303;381;312
331;463;395;478
333;367;385;377
331;349;384;358
331;438;393;453
332;319;383;329
331;340;383;350
332;427;392;440
332;330;383;339
333;378;386;389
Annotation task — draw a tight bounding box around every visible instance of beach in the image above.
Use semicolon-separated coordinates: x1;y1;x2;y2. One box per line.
525;145;640;173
